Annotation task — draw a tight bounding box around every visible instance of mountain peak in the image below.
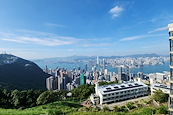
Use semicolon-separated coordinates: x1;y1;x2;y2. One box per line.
0;53;50;90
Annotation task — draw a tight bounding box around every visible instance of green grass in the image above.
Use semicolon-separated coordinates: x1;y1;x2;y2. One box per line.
0;101;82;115
0;100;168;115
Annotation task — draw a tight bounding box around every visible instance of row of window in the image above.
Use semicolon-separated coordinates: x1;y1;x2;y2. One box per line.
103;92;147;101
103;88;147;97
169;32;173;37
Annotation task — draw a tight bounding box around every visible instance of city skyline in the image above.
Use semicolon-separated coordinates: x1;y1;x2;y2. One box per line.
0;0;172;59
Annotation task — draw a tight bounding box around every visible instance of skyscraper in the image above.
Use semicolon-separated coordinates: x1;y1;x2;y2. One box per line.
168;23;173;114
103;58;105;70
97;56;99;65
80;73;86;85
118;66;122;81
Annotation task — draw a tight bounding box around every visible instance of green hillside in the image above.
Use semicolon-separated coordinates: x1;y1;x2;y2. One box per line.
0;54;50;90
0;100;168;115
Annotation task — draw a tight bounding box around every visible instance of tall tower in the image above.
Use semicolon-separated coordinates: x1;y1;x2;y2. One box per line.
118;66;122;81
103;58;105;70
97;56;99;65
169;23;173;114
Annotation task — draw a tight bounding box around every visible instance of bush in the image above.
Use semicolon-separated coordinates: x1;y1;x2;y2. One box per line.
152;89;169;103
156;105;168;114
140;107;155;115
102;105;110;112
126;102;136;110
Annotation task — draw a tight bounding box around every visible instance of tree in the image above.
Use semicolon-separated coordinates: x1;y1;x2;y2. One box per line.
36;91;58;105
71;84;94;100
98;80;118;86
152;89;169;103
11;90;27;108
156;105;168;114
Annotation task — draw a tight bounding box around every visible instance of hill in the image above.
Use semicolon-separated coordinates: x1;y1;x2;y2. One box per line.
0;100;168;115
0;54;50;90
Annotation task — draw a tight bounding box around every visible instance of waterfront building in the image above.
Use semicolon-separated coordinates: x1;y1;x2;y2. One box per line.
90;81;148;105
103;58;106;70
97;56;99;65
169;23;173;114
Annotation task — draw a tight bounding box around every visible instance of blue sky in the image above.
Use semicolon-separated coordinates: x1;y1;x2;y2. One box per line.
0;0;172;59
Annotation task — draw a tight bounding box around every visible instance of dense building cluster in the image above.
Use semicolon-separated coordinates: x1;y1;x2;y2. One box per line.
107;56;169;68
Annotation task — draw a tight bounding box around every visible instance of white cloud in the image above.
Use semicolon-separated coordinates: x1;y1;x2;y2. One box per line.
0;31;79;46
81;43;111;47
109;6;124;18
44;23;65;28
148;26;168;33
120;34;166;41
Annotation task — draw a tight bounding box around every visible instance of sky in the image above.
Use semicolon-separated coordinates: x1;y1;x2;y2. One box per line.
0;0;172;59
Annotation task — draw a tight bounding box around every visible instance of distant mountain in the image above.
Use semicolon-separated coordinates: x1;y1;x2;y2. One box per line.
0;54;50;90
33;53;162;63
125;53;161;58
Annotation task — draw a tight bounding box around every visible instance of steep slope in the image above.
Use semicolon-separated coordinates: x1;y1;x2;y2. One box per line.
0;54;50;90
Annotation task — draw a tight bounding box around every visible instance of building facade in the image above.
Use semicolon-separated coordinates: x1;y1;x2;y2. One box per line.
169;23;173;114
91;81;148;105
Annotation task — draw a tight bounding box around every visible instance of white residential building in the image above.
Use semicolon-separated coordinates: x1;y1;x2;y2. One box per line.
150;83;170;94
91;81;148;105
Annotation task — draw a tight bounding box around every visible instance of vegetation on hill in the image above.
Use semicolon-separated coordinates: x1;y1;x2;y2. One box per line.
0;84;93;109
98;80;118;86
0;54;50;90
0;84;169;115
152;89;169;103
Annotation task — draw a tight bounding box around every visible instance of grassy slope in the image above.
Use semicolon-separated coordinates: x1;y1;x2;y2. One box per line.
0;101;81;115
0;101;167;115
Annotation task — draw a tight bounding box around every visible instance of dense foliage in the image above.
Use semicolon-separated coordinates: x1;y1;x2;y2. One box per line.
71;84;95;100
98;80;118;86
152;89;169;103
0;89;44;109
0;84;169;115
0;84;94;109
0;54;50;90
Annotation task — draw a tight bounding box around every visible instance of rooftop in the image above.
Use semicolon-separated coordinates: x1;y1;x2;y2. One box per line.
98;81;148;94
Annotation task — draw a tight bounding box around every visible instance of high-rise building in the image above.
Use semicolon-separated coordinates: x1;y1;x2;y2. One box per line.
80;73;86;85
168;23;173;114
97;56;99;65
85;64;88;72
118;66;122;81
103;58;105;70
46;76;58;91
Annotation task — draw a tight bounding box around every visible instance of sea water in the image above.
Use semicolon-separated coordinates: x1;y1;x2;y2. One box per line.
35;61;170;74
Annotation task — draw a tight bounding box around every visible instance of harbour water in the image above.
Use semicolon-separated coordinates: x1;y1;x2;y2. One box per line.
35;61;170;74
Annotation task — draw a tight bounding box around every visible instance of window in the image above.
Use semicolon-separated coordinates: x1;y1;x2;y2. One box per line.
170;97;173;109
169;32;173;37
106;87;111;90
171;84;173;95
128;84;132;86
171;54;173;66
114;86;118;89
170;40;173;51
